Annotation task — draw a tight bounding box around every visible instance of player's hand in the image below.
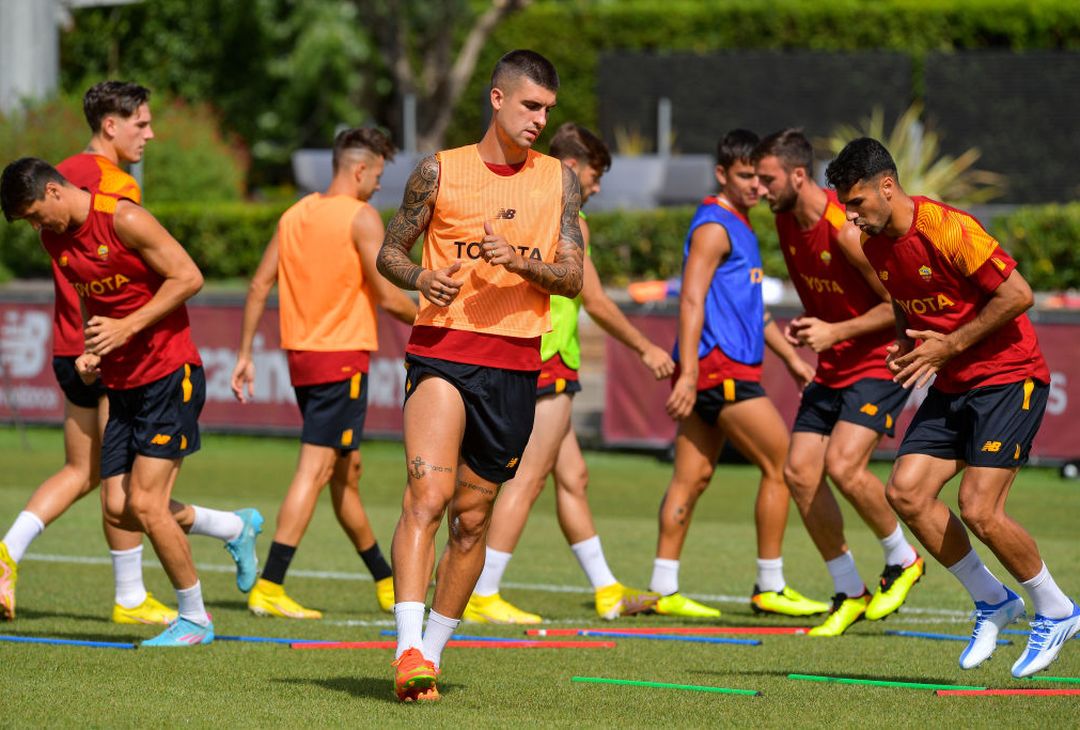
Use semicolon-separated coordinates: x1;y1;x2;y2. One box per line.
230;356;256;403
84;315;135;356
418;262;463;307
75;352;101;385
784;317;805;347
641;344;676;380
790;316;839;353
885;335;917;375
785;355;815;390
481;221;523;270
889;328;955;389
665;373;696;420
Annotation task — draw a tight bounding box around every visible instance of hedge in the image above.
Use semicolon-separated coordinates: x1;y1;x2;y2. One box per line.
3;200;1077;291
445;0;1080;149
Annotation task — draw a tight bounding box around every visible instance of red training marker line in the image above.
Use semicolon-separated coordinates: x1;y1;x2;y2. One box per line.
936;689;1080;697
292;639;616;650
525;626;808;637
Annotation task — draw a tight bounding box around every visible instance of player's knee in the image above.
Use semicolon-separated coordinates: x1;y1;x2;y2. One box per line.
825;457;861;497
885;478;922;518
783;461;816;496
958;499;999;541
404;489;449;525
556;468;588;498
125;491;166;530
448;508;489;550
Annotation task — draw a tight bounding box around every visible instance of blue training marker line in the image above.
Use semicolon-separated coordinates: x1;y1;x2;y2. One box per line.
216;635;335;645
0;634;136;649
579;630;761;646
885;630;1010;646
379;630;525;643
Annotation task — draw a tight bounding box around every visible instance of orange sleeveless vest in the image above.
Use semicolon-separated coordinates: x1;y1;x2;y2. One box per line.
415;145;563;337
277;193;378;351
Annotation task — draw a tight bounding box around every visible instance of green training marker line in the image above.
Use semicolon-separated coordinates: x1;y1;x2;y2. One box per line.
1024;676;1080;684
788;674;986;691
572;676;761;696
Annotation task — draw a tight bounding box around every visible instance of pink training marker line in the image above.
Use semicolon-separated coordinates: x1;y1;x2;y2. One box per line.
936;689;1080;697
526;626;808;637
292;639;616;650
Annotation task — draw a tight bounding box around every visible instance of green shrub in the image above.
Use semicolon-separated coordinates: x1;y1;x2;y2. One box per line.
993;203;1080;291
3;199;1076;291
587;205;783;285
447;0;1080;149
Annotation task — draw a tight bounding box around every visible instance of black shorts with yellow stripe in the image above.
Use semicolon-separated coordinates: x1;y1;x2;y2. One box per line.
101;363;204;479
693;378;766;426
404;354;538;484
793;378;910;437
294;372;368;452
897;377;1049;468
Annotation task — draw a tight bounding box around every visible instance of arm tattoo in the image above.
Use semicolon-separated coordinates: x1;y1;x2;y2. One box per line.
377;154;439;290
510;164;584;298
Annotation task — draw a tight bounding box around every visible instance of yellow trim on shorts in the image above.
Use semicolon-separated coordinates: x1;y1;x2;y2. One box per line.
181;364;193;403
723;378;736;402
349;372;362;400
341;429;354;447
1021;377;1033;410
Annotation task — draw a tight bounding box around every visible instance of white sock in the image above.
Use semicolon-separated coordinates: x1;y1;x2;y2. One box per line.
394;601;425;660
188;506;243;542
474;547;512;597
947;549;1008;605
570;535;618;590
880;524;918;567
176;581;210;626
649;558;680;596
111;546;148;609
1020;563;1074;619
825;551;865;597
2;511;45;563
421;609;460;669
756;557;785;593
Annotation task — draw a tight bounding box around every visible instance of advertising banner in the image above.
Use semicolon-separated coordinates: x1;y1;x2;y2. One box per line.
0;300;411;437
604;314;1078;462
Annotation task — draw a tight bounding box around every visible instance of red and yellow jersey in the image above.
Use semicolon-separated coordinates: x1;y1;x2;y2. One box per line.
39;193;200;389
51;154;142;356
776;188;893;387
861;196;1049;393
406;145;562;371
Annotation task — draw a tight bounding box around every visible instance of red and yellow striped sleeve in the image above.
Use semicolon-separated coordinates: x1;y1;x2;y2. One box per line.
915;200;1015;292
96;157;142;204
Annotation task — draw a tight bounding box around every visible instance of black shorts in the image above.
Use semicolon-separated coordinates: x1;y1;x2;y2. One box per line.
693;379;766;426
52;356;106;408
536;378;581;398
897;378;1049;468
404;354;538;484
101;363;205;479
294;373;367;452
793;378;910;437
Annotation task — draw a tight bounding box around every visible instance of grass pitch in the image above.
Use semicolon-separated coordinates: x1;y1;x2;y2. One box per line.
1;426;1079;727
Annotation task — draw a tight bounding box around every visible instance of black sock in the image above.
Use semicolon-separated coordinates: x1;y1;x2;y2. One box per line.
359;543;392;581
261;541;297;585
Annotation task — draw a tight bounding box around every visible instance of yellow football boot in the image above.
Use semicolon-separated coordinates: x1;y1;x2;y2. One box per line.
751;585;831;617
375;576;395;613
0;542;16;621
652;592;721;618
248;578;323;619
462;593;542;624
112;593;178;625
595;583;660;620
865;556;925;620
808;591;871;636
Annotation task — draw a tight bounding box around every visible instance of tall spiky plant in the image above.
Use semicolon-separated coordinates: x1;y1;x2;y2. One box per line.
821;103;1005;205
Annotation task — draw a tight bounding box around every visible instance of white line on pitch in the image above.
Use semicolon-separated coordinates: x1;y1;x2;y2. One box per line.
23;551;971;618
